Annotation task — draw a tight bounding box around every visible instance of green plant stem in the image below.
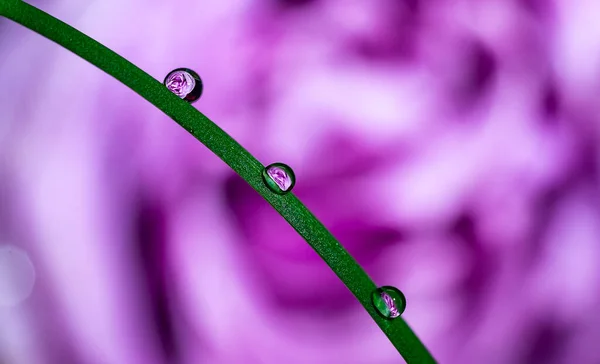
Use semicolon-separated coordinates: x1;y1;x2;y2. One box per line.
0;1;435;362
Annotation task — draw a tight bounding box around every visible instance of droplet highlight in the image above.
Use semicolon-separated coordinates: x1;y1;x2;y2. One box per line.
262;163;296;194
371;286;406;319
164;68;203;103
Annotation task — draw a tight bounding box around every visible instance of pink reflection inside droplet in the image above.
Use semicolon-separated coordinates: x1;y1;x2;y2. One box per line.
165;71;195;98
381;292;399;318
267;166;292;191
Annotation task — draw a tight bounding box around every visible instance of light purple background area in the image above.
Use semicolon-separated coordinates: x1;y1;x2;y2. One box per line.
1;0;600;363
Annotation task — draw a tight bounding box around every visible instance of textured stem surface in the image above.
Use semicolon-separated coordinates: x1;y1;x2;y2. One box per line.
0;1;435;362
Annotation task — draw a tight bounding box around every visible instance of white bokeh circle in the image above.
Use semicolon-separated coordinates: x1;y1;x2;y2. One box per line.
0;244;36;307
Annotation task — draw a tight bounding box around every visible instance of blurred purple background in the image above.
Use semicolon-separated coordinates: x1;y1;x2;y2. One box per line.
2;0;600;363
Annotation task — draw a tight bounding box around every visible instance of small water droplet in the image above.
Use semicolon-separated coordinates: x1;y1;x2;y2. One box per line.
371;286;406;319
163;68;203;103
262;163;295;194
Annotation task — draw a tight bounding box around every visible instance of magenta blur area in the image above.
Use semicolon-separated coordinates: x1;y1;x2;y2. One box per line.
1;0;600;363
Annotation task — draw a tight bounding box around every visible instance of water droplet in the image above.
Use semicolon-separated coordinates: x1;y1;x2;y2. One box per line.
0;244;36;307
164;68;203;103
371;286;406;319
262;163;296;195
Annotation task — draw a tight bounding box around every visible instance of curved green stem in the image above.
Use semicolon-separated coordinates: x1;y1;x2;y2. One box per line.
0;1;435;362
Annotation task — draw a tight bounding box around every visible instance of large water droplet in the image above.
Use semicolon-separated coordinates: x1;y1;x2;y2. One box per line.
0;244;36;307
371;286;406;319
262;163;295;194
164;68;203;103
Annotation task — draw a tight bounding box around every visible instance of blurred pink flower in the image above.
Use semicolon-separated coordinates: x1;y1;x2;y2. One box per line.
1;0;600;363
